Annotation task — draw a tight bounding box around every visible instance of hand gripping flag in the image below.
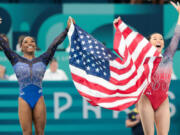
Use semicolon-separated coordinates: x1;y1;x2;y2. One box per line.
68;19;161;111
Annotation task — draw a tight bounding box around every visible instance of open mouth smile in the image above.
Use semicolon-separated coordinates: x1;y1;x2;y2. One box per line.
156;45;161;48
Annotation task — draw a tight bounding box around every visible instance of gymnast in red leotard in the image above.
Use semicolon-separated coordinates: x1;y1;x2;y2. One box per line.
138;1;180;135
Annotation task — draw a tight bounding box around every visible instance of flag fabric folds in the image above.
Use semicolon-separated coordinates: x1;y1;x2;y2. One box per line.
68;19;161;111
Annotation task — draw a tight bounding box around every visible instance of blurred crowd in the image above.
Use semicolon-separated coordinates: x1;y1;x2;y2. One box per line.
0;0;169;4
115;0;168;4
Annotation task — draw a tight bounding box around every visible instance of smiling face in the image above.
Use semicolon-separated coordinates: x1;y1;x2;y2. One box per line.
21;36;36;54
149;33;164;53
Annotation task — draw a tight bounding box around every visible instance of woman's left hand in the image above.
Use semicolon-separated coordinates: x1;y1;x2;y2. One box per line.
170;1;180;25
170;1;180;14
113;17;121;29
67;16;75;29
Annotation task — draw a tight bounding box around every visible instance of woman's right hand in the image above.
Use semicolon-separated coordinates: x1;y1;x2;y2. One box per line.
170;1;180;25
113;17;121;29
170;1;180;14
67;16;75;29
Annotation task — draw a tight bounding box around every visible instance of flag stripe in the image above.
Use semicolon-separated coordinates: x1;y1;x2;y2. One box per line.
127;33;144;55
71;65;148;95
122;25;132;39
110;58;134;74
79;90;137;111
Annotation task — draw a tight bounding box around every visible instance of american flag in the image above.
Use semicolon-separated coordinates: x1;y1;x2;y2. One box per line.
68;19;161;111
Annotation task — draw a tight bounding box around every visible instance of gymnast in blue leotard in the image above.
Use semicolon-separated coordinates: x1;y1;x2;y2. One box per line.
0;18;72;135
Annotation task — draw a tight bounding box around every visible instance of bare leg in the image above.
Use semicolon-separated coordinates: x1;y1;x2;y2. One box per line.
155;98;170;135
18;97;32;135
33;96;46;135
138;95;155;135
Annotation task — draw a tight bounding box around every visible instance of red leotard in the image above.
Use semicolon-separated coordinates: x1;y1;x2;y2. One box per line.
144;25;180;110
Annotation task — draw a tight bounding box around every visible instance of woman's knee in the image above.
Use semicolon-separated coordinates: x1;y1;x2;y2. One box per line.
22;128;32;135
141;120;154;135
143;128;154;135
35;126;45;135
157;129;169;135
20;120;32;135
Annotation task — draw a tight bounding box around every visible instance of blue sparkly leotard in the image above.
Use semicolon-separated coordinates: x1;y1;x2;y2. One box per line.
0;28;68;109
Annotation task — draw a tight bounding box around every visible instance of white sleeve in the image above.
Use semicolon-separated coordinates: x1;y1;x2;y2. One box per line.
43;69;51;81
8;74;17;81
60;70;68;81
